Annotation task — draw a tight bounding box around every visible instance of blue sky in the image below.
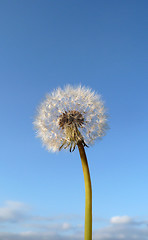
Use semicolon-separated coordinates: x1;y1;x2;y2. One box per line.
0;0;148;239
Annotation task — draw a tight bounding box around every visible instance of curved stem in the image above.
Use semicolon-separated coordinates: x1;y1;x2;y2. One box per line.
78;142;92;240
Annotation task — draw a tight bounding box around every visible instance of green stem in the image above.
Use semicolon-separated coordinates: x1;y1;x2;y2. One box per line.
78;142;92;240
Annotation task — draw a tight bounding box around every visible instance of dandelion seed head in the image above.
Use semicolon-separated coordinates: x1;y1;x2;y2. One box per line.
34;85;108;152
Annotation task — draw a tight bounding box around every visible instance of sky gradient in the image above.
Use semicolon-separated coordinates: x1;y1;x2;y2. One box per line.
0;0;148;239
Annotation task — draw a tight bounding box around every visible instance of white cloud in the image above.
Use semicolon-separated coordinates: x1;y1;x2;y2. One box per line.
61;222;71;230
0;201;148;240
0;201;30;223
0;232;83;240
110;216;133;224
0;200;83;237
93;215;148;240
1;225;148;240
93;223;148;240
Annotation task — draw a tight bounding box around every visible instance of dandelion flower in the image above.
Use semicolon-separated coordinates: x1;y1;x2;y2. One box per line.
34;85;108;152
34;85;108;240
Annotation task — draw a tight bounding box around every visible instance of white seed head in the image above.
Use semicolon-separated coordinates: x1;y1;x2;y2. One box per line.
34;85;108;152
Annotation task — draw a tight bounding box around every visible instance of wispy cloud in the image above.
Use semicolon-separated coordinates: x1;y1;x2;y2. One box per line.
0;201;83;236
1;225;148;240
0;201;30;223
93;223;148;240
93;215;148;240
0;201;148;240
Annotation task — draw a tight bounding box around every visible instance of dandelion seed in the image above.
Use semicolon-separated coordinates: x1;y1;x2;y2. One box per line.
34;85;108;152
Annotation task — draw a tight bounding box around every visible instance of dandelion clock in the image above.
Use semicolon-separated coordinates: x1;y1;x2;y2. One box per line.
34;85;108;240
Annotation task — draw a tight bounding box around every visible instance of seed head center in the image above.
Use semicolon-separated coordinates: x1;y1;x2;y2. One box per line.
59;110;84;129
